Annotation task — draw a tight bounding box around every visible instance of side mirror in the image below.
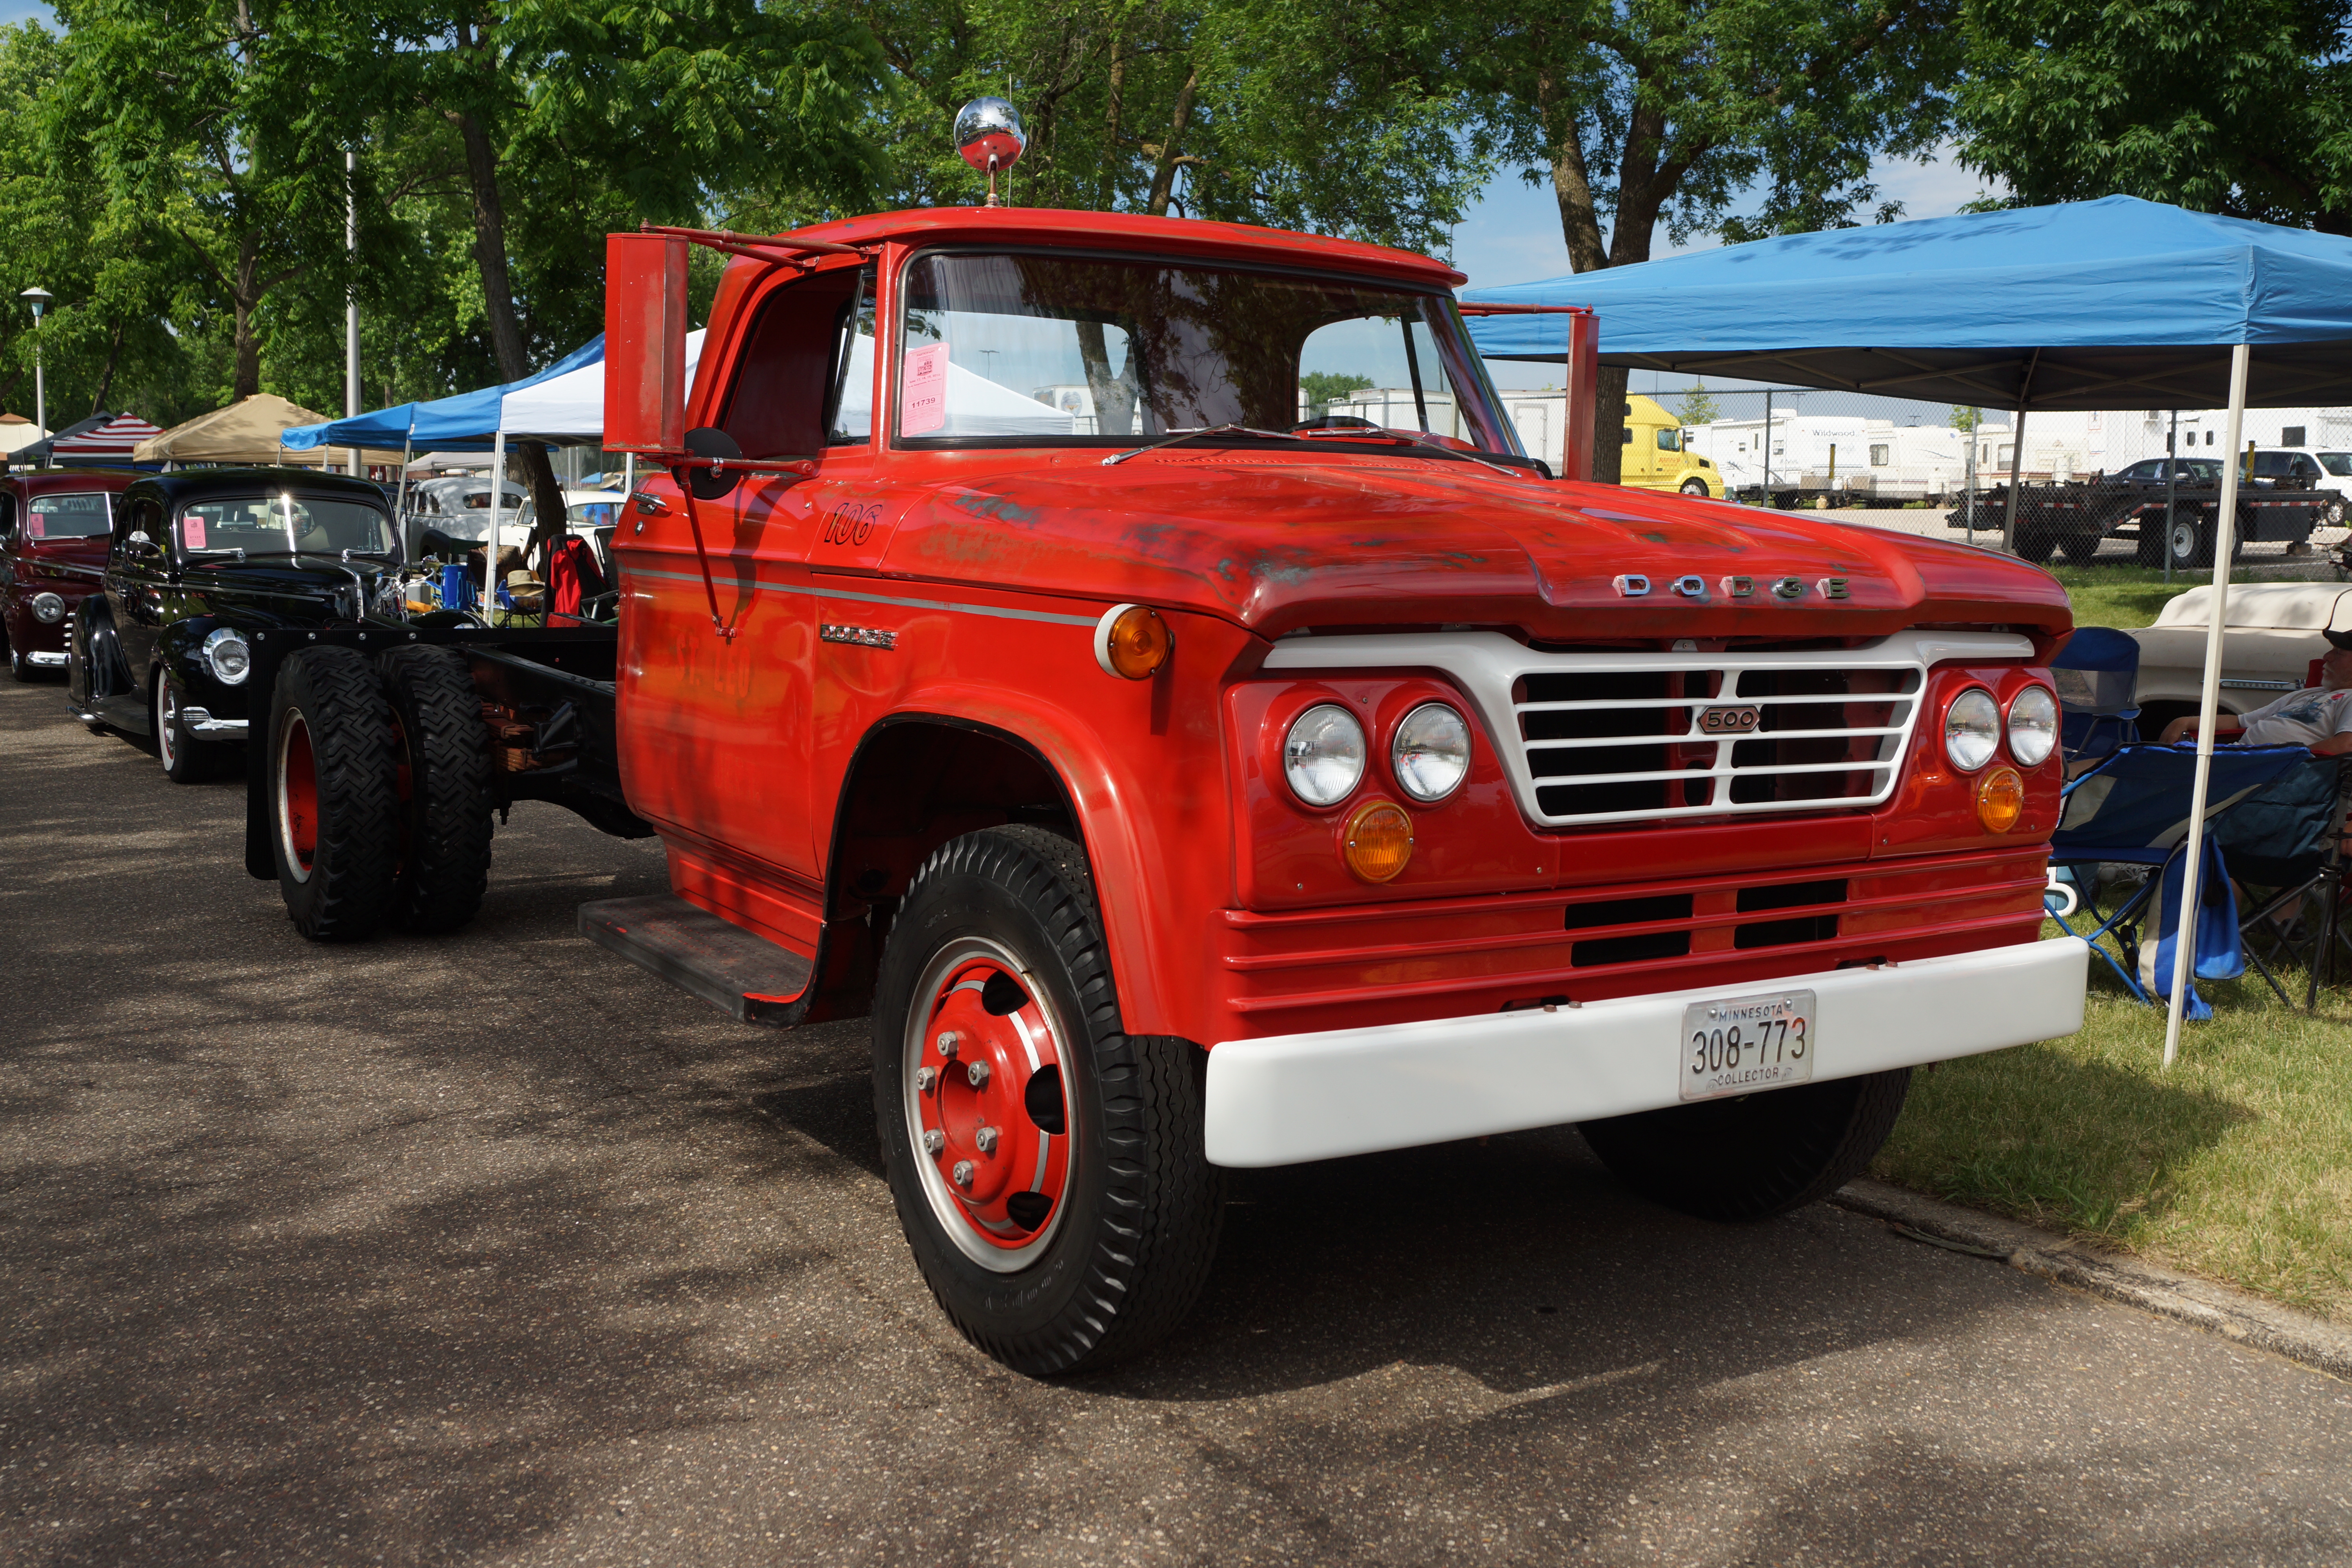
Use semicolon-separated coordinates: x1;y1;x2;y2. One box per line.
676;426;742;500
605;232;690;457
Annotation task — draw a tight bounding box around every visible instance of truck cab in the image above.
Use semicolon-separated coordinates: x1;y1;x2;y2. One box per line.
1617;393;1720;496
241;198;2086;1377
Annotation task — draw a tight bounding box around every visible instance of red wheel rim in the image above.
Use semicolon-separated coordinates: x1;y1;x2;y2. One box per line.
277;712;318;880
903;940;1073;1270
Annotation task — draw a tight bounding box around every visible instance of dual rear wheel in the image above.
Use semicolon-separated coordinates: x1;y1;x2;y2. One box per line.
269;644;492;941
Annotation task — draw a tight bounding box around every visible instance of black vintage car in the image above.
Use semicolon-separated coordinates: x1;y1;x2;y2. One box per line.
66;470;402;782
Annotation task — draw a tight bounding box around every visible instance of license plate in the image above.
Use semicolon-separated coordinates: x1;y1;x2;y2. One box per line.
1679;989;1816;1102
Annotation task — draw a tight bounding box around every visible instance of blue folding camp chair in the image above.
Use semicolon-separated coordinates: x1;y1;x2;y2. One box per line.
2050;626;2142;767
2214;753;2352;1008
2047;742;2314;1008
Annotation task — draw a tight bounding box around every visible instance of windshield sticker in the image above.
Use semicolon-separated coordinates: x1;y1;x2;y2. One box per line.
902;342;948;435
182;515;207;549
24;515;42;539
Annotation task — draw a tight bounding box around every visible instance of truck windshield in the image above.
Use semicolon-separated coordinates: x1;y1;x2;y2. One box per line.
25;493;113;537
894;250;1521;457
2321;453;2352;477
180;495;397;557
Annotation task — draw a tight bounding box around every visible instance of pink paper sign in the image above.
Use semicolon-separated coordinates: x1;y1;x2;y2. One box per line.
900;342;949;435
24;515;43;539
182;515;207;549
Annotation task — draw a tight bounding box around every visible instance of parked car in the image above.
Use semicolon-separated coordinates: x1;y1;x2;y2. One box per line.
0;471;136;681
2250;448;2352;521
65;469;401;782
2126;582;2352;739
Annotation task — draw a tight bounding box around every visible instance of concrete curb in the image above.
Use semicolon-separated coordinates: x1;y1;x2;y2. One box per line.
1831;1177;2352;1382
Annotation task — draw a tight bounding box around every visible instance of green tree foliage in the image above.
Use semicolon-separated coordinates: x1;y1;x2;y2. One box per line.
840;0;1494;251
1955;0;2352;233
1299;370;1373;412
1454;0;1964;478
1952;403;1983;432
1675;379;1720;425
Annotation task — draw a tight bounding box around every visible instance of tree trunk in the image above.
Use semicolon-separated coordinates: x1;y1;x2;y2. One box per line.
1098;36;1125;208
231;299;262;402
451;101;568;555
1145;66;1200;216
1539;74;1624;482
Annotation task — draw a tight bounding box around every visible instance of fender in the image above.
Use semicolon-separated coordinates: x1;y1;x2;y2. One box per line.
822;621;1249;1045
67;597;132;708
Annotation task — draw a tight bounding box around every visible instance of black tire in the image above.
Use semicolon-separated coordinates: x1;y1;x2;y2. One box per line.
872;826;1223;1376
2016;526;2057;563
1580;1066;1911;1223
269;646;399;942
7;636;34;683
2059;532;2103;566
1679;478;1709;497
376;644;494;933
153;673;227;784
2133;513;2165;566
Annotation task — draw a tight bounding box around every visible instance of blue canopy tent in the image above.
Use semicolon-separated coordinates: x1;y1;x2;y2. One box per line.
1465;195;2352;1055
279;335;606;454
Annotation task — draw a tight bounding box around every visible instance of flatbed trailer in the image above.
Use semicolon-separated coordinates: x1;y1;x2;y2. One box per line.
1944;480;2331;566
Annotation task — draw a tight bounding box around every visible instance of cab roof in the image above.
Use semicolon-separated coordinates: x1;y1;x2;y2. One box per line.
769;206;1467;290
119;468;390;506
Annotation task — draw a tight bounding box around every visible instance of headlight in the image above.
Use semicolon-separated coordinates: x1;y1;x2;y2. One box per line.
2006;684;2059;768
1943;687;2000;771
1391;701;1471;802
201;626;251;685
30;591;65;624
1283;702;1366;806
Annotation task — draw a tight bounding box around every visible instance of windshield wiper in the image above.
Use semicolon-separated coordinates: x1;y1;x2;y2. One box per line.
1101;424;1308;467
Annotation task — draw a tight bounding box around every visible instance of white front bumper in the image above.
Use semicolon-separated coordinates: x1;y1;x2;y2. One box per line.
1203;938;2088;1168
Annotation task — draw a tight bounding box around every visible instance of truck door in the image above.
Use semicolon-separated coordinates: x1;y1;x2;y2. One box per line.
621;261;871;890
107;494;169;701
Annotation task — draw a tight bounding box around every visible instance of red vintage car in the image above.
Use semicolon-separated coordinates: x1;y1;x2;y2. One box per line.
229;194;2089;1378
0;471;135;681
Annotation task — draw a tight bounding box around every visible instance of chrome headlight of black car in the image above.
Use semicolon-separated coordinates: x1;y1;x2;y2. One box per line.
201;626;251;685
30;591;65;624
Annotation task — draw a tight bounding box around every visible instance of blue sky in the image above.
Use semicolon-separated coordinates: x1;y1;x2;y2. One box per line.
1;1;53;25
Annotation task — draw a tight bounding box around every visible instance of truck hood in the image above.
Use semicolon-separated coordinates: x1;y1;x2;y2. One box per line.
879;452;2073;648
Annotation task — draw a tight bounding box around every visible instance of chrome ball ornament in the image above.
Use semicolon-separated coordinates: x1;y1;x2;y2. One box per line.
954;97;1026;206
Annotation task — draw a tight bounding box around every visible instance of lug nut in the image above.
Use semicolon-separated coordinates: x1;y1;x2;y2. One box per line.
975;1125;1000;1153
914;1066;936;1091
936;1031;959;1060
921;1128;945;1154
966;1060;990;1088
951;1160;975;1187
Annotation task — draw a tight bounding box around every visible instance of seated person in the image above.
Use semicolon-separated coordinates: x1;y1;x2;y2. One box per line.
2160;628;2352;755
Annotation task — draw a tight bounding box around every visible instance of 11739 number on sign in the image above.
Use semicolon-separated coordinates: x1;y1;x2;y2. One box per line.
1678;989;1816;1102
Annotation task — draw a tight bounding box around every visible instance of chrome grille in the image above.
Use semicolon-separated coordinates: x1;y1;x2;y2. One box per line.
1515;654;1920;824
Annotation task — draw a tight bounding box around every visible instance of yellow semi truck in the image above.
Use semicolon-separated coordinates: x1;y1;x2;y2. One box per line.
1619;394;1720;497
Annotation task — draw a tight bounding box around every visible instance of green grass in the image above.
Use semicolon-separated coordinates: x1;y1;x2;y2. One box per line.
1873;926;2352;1323
2042;563;2334;631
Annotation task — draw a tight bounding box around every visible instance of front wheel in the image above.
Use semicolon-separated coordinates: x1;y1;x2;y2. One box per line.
1679;478;1710;497
1580;1067;1911;1222
154;674;226;784
377;645;493;933
873;826;1223;1376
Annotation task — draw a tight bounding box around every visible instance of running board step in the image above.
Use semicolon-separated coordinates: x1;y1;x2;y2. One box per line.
578;894;814;1027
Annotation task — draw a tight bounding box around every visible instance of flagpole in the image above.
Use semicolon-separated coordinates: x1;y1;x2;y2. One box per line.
2162;342;2250;1065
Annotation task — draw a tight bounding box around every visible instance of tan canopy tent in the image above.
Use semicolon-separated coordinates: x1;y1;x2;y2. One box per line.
132;395;405;469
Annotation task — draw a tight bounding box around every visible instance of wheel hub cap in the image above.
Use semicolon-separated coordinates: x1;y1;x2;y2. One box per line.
905;944;1071;1270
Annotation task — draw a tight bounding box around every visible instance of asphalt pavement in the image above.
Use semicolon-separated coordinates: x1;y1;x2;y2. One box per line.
5;675;2351;1566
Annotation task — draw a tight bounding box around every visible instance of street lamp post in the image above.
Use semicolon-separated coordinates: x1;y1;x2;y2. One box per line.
19;287;52;445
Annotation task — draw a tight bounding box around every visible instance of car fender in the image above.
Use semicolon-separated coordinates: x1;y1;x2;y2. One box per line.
69;596;132;702
155;614;233;703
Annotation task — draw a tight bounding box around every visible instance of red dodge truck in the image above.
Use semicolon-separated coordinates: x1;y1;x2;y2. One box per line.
232;196;2086;1376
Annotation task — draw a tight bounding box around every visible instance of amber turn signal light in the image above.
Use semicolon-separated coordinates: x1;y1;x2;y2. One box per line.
1342;800;1414;883
1977;766;2025;833
1094;603;1172;679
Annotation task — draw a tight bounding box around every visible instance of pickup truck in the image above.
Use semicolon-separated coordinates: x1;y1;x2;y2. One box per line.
226;188;2087;1376
1952;457;2331;566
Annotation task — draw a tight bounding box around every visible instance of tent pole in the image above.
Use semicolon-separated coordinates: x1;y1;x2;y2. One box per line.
394;428;414;554
487;429;506;619
2163;342;2252;1067
2000;349;2041;554
2163;410;2179;584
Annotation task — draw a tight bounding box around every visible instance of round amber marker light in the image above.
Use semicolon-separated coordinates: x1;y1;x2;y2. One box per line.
1977;766;2025;833
1096;604;1172;680
1342;800;1414;883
